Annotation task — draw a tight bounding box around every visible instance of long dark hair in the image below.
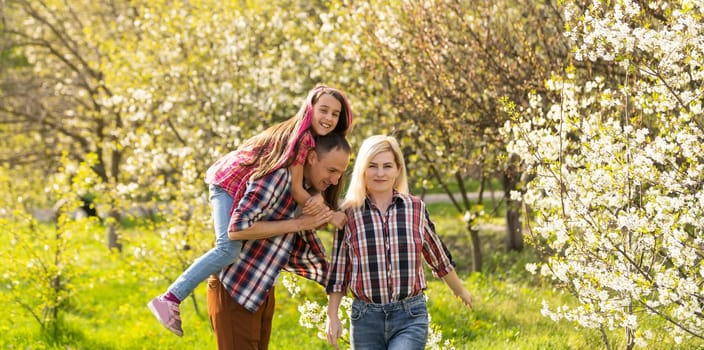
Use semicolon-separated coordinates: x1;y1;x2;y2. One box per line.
243;85;353;180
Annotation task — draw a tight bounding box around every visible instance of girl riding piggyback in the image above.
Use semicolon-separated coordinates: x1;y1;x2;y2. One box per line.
148;85;353;336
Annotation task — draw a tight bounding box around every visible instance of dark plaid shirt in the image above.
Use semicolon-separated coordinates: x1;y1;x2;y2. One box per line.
219;168;327;312
326;192;455;304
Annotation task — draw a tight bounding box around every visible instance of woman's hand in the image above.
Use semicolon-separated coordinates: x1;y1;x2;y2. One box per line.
325;314;343;350
457;289;473;309
328;211;348;230
441;270;474;310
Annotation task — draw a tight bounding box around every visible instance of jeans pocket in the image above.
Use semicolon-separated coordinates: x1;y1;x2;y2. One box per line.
406;301;428;318
350;303;365;321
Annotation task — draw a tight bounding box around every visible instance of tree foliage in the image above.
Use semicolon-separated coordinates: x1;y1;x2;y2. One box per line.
1;0;576;270
507;0;704;347
0;0;361;250
334;0;570;269
0;0;370;337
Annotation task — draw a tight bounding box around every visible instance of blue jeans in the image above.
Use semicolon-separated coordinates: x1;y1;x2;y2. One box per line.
350;294;429;350
168;184;242;301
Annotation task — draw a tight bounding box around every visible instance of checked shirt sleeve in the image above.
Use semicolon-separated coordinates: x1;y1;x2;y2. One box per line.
293;131;315;166
283;231;328;286
421;205;456;278
326;222;352;295
228;169;290;233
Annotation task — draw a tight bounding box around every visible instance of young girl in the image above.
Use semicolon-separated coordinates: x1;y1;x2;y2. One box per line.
148;85;353;336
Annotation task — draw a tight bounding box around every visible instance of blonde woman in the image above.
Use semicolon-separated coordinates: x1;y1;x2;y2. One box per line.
325;135;473;350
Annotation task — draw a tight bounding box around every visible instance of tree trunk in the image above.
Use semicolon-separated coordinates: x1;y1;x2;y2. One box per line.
468;224;482;272
505;202;523;251
503;154;523;251
106;207;122;252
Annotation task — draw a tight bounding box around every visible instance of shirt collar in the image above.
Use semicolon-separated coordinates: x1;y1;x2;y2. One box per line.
364;190;402;209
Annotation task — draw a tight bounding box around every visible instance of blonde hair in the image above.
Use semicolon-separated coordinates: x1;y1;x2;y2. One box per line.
341;135;409;209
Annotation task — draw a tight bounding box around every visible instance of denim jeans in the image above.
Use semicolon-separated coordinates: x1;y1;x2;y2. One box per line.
169;184;242;301
350;294;429;350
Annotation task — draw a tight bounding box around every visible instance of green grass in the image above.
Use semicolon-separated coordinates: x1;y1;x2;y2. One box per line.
1;203;703;349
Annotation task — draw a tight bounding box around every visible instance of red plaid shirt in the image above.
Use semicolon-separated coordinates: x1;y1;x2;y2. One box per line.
326;192;455;304
205;130;315;210
219;167;328;312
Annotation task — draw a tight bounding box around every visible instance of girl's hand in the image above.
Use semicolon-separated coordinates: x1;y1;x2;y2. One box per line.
302;193;326;216
298;207;333;231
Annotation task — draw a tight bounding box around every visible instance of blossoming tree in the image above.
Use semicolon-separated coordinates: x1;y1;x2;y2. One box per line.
506;0;704;348
0;0;365;325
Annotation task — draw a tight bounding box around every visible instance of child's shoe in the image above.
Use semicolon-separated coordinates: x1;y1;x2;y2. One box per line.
148;295;183;336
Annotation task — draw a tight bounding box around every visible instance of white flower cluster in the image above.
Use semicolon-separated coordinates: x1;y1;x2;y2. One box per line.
287;278;450;349
506;1;704;347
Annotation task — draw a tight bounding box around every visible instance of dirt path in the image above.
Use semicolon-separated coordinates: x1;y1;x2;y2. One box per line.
420;191;503;203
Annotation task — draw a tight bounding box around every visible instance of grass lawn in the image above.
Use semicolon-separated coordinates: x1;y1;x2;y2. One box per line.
1;202;702;349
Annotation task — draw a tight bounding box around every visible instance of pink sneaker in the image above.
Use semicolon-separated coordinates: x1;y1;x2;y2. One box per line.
148;295;183;336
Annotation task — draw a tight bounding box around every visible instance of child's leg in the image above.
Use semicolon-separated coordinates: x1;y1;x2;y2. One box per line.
167;184;242;301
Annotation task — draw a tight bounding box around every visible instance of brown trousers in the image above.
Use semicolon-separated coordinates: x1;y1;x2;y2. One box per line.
207;276;275;350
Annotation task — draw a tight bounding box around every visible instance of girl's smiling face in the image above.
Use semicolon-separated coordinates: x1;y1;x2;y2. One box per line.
309;93;341;136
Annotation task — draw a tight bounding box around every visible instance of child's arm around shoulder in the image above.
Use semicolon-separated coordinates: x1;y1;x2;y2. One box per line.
289;162;312;206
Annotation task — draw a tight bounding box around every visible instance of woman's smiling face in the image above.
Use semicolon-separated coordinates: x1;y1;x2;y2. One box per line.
364;150;400;196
